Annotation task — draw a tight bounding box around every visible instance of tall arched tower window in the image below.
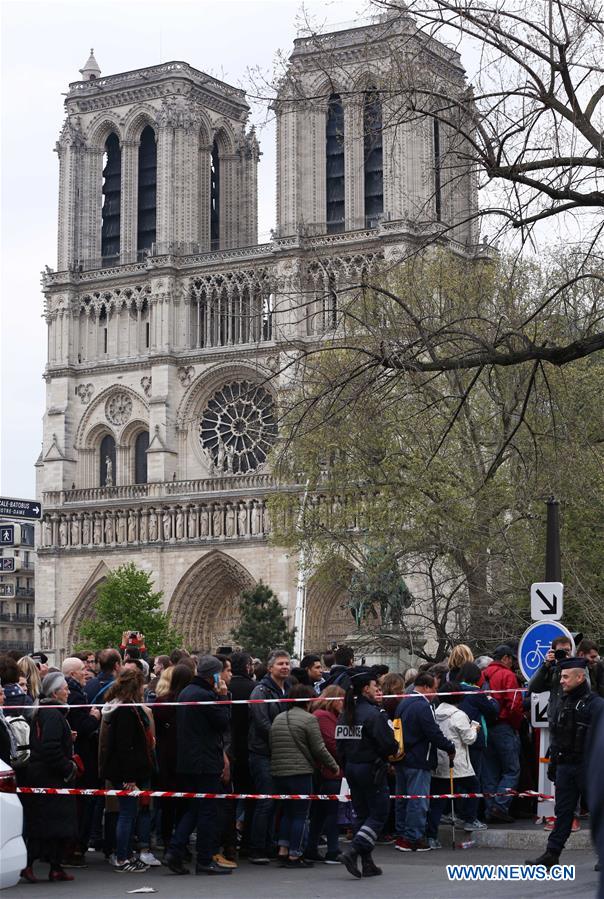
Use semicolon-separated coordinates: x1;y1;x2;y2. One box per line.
210;139;220;249
134;430;149;484
100;434;116;487
101;133;121;263
326;95;345;234
364;90;383;226
137;126;157;254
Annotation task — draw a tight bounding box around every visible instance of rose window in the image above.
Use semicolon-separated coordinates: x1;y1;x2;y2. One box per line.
199;381;277;474
105;392;133;426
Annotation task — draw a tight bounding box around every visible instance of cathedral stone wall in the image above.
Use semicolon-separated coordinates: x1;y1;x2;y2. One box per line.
37;17;480;662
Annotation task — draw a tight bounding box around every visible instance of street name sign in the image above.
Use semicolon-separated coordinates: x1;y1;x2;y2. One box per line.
518;620;575;682
0;497;41;521
531;581;563;621
531;691;550;728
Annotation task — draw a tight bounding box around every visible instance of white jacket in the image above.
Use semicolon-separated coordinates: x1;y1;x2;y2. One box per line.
434;702;478;778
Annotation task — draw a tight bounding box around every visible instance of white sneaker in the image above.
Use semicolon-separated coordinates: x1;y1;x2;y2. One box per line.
108;853;118;867
139;851;161;866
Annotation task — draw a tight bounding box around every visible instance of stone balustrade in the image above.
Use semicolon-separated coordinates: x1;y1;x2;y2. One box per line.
41;496;271;552
42;473;278;508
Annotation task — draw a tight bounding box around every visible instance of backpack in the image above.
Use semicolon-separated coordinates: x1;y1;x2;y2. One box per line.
7;715;30;768
388;717;405;763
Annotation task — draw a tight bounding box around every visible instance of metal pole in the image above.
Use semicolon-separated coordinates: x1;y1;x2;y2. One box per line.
545;495;561;582
293;481;310;660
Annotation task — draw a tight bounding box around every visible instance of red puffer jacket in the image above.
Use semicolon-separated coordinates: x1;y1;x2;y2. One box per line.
483;661;524;730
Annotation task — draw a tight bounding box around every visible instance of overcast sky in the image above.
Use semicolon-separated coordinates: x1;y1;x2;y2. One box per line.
0;0;373;497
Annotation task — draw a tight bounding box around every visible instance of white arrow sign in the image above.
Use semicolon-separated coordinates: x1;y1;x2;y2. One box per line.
531;581;563;621
531;691;550;728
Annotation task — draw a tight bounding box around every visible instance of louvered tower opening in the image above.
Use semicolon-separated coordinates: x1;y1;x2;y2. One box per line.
211;139;220;249
101;133;121;263
326;95;345;234
137;126;157;255
364;91;383;227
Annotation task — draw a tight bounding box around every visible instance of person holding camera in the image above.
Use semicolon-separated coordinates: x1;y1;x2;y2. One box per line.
164;656;232;877
528;635;573;727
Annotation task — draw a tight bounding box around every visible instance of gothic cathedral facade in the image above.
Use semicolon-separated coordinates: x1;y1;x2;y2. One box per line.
36;15;476;661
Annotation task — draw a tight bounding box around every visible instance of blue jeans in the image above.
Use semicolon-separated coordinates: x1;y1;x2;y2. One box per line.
306;776;342;855
274;774;312;858
113;784;138;863
483;724;520;813
395;767;431;842
169;774;220;866
346;762;390;855
457;750;483;822
249;752;276;853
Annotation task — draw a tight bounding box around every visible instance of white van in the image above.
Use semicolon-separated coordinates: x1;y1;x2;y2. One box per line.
0;759;26;889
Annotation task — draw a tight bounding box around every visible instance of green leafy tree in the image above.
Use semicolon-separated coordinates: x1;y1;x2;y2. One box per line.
77;563;183;655
231;581;295;661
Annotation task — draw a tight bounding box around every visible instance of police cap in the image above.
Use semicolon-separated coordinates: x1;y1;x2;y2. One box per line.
557;656;588;670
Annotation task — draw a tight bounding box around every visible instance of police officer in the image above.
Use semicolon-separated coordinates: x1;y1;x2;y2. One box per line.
336;668;397;879
527;657;604;870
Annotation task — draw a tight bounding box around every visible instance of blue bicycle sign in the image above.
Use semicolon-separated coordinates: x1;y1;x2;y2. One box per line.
518;621;575;682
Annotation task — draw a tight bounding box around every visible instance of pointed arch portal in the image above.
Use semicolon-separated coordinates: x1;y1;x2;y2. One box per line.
168;551;255;651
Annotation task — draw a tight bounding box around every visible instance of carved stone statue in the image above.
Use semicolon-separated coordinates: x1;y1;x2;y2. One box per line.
225;504;235;537
117;512;126;544
251;502;262;535
104;514;114;544
175;509;184;540
39;619;53;651
105;456;113;487
163;510;172;542
215;438;226;474
212;507;223;537
59;519;68;547
148;511;158;541
71;516;80;546
199;508;209;537
238;503;248;536
188;507;197;539
128;511;137;543
225;442;235;474
43;517;52;546
140;511;148;543
263;504;270;533
82;514;91;545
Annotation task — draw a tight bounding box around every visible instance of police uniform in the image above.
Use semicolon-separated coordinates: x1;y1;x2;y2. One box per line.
528;657;604;868
336;672;397;877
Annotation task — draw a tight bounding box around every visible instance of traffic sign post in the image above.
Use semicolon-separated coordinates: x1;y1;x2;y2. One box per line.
531;582;563;621
0;558;16;572
518;620;575;682
0;497;41;521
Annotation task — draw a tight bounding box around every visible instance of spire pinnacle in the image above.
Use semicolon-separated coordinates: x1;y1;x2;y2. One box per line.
79;49;101;81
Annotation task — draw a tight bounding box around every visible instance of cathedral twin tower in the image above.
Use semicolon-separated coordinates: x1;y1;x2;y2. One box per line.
37;15;476;660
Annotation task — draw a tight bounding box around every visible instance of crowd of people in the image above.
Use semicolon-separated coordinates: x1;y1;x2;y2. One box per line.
0;633;602;882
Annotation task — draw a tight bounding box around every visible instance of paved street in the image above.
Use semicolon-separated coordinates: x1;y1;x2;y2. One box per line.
2;847;599;899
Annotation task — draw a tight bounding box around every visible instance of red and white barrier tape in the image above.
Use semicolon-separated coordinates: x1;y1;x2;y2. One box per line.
16;787;553;802
3;686;524;710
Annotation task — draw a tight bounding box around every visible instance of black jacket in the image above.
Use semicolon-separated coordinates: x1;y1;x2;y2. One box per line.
336;696;398;765
230;673;254;785
248;675;289;757
85;671;116;704
22;700;77;841
176;676;230;775
550;680;604;763
395;692;454;770
321;665;354;692
458;684;500;751
67;676;99;781
99;702;154;784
